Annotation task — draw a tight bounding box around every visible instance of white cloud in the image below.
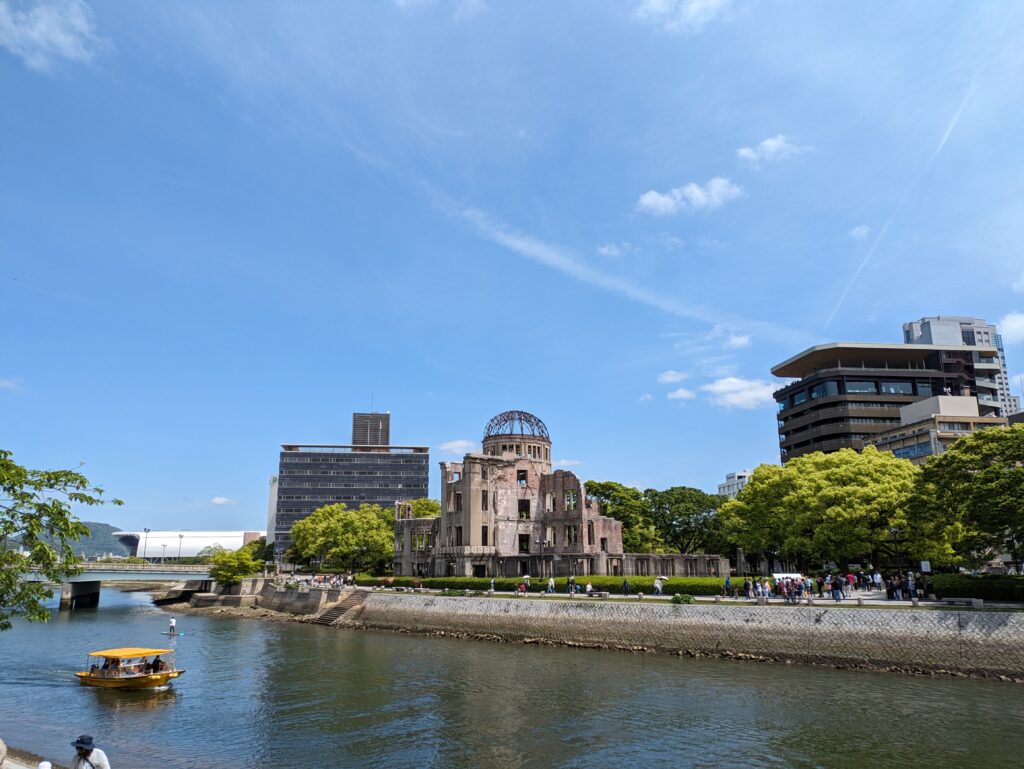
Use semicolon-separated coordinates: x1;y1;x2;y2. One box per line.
633;0;732;36
700;377;775;409
0;378;21;390
210;496;238;506
724;333;751;349
0;0;100;73
556;459;582;467
596;242;631;258
657;369;689;384
638;393;653;402
656;234;685;250
438;438;477;455
1012;273;1024;294
636;177;744;216
454;0;487;21
848;225;870;241
667;387;696;400
736;135;811;168
999;312;1024;345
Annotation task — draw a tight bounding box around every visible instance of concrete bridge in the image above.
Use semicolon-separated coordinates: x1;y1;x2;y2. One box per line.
26;563;215;610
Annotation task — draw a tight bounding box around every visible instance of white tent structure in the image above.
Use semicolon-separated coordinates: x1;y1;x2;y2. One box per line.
115;530;265;561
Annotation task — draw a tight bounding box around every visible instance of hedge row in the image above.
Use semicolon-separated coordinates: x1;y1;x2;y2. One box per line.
931;574;1024;602
354;575;746;596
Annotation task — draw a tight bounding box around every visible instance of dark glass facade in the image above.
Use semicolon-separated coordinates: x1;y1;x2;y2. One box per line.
273;445;429;555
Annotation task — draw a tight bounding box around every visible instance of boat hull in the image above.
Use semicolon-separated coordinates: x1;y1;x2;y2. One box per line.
75;670;184;689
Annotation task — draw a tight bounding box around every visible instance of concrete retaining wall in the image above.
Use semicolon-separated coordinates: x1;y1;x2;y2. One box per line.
355;593;1024;677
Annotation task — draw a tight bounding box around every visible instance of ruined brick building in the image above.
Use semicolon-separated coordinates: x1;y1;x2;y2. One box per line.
393;410;727;579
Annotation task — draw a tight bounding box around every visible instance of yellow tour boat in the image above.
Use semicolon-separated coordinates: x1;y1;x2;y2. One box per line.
75;647;184;689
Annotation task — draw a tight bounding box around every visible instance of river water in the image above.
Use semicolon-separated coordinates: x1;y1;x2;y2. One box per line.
0;589;1021;769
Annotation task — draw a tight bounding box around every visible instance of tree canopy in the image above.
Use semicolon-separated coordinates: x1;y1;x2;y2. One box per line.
0;449;121;631
584;481;668;553
720;448;922;570
288;502;394;573
915;425;1024;570
209;547;262;586
405;498;441;518
645;485;726;554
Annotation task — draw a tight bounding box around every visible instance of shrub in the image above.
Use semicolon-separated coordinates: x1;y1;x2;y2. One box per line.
931;574;1024;602
671;593;695;604
353;575;742;595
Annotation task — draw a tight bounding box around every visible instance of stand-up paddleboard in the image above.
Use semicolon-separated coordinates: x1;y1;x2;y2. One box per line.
160;631;185;637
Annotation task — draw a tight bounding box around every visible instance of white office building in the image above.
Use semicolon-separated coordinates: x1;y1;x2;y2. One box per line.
903;316;1020;416
718;470;753;499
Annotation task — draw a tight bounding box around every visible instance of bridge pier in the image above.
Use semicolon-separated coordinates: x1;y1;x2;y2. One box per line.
59;580;102;610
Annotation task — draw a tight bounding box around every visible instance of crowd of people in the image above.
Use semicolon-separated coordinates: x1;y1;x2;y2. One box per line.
724;571;929;603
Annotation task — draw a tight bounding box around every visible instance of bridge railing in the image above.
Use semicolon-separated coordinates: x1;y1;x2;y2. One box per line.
29;563;212;573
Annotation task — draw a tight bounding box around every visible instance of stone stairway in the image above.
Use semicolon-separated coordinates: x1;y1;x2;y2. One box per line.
311;591;367;626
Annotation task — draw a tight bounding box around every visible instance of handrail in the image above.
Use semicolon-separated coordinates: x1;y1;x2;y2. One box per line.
30;563;211;572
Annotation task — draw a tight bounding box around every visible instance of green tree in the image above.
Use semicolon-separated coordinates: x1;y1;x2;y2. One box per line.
0;450;121;631
719;450;922;570
209;548;262;586
289;502;394;573
915;425;1024;570
406;498;441;518
238;536;275;562
585;481;667;553
645;486;726;553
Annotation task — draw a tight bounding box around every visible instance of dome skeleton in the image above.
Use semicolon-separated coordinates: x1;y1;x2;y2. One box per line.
482;410;550;440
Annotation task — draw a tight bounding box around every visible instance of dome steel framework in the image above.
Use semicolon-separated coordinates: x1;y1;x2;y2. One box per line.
482;410;550;440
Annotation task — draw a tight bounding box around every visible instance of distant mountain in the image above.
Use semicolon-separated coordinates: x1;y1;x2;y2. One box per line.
71;521;131;558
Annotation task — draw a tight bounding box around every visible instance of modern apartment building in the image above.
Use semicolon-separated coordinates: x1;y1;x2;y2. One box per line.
903;316;1020;416
271;413;428;557
865;396;1008;464
717;470;752;499
772;342;1001;462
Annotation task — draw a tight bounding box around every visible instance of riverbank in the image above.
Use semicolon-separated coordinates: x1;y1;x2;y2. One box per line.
159;582;1024;681
2;742;69;769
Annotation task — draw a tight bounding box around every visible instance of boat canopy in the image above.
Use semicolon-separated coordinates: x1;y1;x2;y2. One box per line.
88;647;172;658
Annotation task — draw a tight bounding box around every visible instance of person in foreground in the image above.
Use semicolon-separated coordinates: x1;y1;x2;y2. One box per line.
71;735;111;769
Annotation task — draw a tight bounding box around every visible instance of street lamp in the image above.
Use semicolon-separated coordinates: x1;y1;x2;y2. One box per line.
177;533;184;560
142;528;151;561
540;539;548;578
161;543;167;565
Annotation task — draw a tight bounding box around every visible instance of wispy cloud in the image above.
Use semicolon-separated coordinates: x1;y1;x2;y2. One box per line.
210;496;238;506
438;438;477;454
638;393;653;402
736;135;810;168
667;387;696;400
656;369;689;384
636;177;744;216
825;77;977;329
998;312;1024;345
457;206;721;323
0;0;100;73
1012;272;1024;294
596;242;631;258
724;333;751;349
0;378;22;391
633;0;732;36
556;458;582;467
847;225;870;241
701;377;775;409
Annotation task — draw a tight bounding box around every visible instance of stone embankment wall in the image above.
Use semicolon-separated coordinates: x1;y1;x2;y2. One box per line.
355;593;1024;678
189;579;347;613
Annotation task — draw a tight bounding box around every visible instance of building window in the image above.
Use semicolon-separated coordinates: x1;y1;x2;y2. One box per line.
566;525;578;545
810;381;839;399
481;490;488;511
938;422;970;431
792;390;807;406
600;537;608;553
517;469;527;485
917;381;933;397
481;466;488;480
455;527;463;546
481;526;488;546
454;492;462;513
518;499;531;519
565;490;577;511
846;381;878;394
545;525;555;545
880;381;913;395
545;492;554;512
447;527;453;547
519;534;530;553
588;521;594;546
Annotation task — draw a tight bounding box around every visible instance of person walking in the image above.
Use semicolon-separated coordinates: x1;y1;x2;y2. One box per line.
622;578;630;596
653;577;663;596
547;576;555;594
71;735;111;769
567;575;576;595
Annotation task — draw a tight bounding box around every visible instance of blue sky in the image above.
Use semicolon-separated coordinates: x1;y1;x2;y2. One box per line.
3;0;1024;532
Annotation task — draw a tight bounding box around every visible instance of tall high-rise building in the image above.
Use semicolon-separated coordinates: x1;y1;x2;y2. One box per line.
352;412;391;445
772;341;1001;462
271;412;428;558
903;316;1020;416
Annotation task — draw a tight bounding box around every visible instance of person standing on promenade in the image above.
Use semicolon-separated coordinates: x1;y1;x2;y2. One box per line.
622;577;630;596
568;575;576;595
653;577;662;596
547;577;555;594
71;735;111;769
